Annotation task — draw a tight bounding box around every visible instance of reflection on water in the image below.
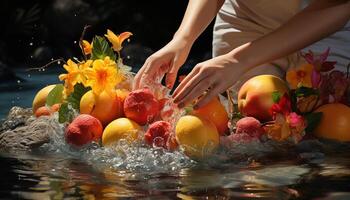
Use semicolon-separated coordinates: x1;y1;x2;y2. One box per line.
1;150;350;199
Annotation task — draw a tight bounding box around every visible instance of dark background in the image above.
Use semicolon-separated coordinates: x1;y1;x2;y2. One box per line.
0;0;214;82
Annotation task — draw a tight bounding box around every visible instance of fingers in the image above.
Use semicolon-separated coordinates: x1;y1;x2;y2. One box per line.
165;62;178;89
172;66;201;97
133;61;148;90
173;66;214;108
194;83;224;109
134;57;164;90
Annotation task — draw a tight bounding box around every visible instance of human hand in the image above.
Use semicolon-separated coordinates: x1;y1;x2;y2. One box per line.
133;38;192;90
173;53;245;109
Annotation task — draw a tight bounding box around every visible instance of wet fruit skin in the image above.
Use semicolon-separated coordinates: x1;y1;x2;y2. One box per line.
313;103;350;142
32;85;56;114
102;118;142;146
238;75;289;122
191;97;229;136
175;115;219;159
34;103;61;118
65;114;103;147
145;121;172;149
123;88;160;126
235;117;265;139
80;90;125;126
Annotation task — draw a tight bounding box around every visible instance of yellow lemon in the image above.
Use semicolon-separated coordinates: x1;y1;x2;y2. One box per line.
175;115;219;159
32;85;56;114
313;103;350;142
102;118;142;146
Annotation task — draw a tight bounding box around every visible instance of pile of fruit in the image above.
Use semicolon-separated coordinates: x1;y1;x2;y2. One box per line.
32;29;350;160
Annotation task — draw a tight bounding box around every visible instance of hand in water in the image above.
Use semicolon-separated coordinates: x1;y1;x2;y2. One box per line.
173;53;244;109
134;38;192;90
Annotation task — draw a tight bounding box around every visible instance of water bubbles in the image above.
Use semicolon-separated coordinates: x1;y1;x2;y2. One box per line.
57;61;61;65
27;74;31;78
74;41;77;44
29;42;33;46
127;56;131;59
17;80;21;84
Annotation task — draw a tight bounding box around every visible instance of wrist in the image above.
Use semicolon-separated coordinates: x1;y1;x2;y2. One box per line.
172;31;195;48
228;43;258;74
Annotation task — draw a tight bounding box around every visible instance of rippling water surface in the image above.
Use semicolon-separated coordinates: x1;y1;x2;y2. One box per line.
1;69;350;199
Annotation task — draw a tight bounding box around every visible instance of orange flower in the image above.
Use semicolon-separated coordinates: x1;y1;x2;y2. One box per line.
59;59;91;95
84;57;123;95
82;40;92;55
105;29;132;52
286;64;313;89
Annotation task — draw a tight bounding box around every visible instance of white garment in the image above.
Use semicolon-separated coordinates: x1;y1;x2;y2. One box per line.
213;0;350;70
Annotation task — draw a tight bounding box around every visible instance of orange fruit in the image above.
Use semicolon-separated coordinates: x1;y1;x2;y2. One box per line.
191;97;229;135
34;103;61;118
313;103;350;142
175;115;219;159
80;90;124;126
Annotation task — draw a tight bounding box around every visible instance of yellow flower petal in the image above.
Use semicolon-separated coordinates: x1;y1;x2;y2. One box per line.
82;40;92;55
105;29;132;52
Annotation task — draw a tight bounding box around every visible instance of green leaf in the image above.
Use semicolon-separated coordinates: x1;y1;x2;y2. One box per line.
58;83;91;123
46;84;64;106
295;87;319;97
58;103;73;123
305;112;323;133
272;91;282;103
91;36;116;61
66;83;91;111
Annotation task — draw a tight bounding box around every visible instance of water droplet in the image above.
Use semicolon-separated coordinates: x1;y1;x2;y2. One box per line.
30;55;33;59
57;61;61;65
16;97;20;100
27;74;31;78
74;13;77;17
42;68;46;72
127;56;130;59
74;41;77;44
127;39;130;42
29;42;33;46
17;80;21;84
11;100;15;104
51;58;54;61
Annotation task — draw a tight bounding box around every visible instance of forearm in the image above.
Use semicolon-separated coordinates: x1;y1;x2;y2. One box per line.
231;0;350;73
173;0;224;45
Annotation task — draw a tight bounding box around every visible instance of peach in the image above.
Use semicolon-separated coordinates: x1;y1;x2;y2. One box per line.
238;75;289;122
80;90;125;126
175;115;219;159
124;88;160;126
145;121;172;149
65;114;103;147
102;118;142;146
235;117;265;139
32;85;56;114
192;97;229;135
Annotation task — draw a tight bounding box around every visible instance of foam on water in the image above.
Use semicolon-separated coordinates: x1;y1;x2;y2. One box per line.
37;112;308;174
